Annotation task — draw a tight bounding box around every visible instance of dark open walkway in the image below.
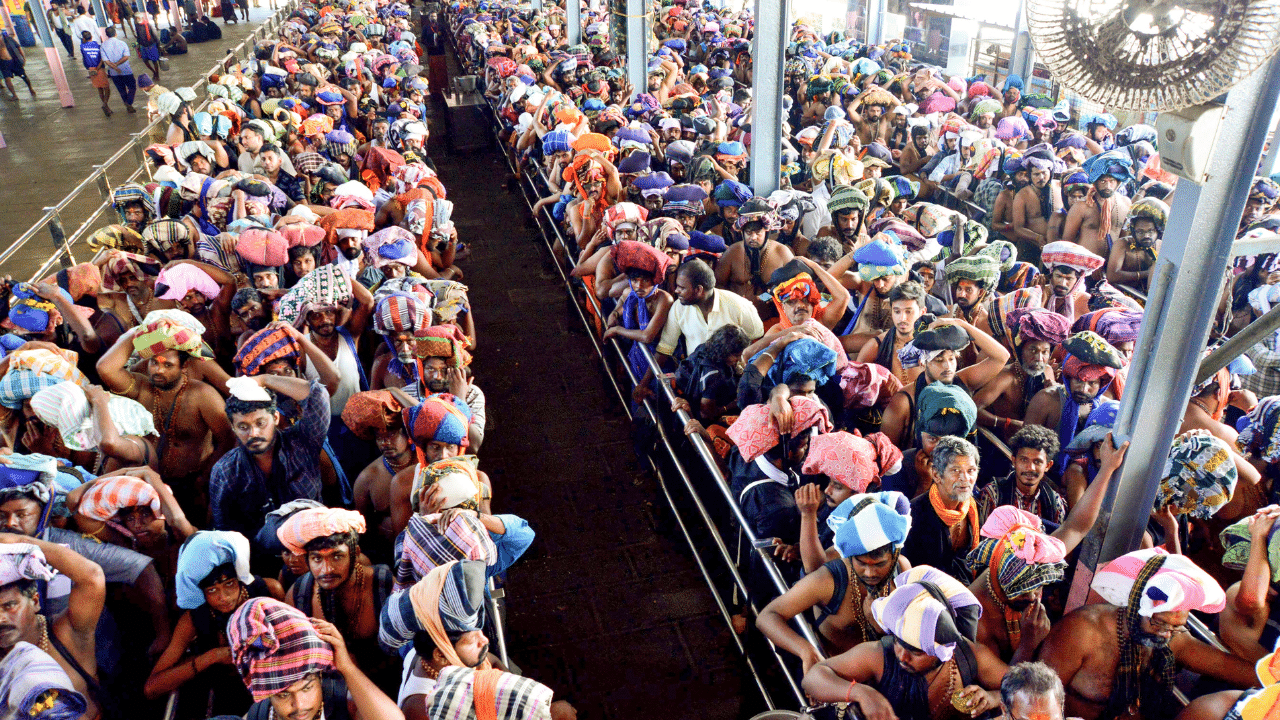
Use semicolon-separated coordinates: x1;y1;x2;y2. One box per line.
429;128;751;719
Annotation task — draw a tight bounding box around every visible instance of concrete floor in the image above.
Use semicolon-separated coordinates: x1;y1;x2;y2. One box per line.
0;6;280;277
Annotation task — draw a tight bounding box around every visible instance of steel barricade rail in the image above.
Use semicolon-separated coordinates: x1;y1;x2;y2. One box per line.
3;1;299;284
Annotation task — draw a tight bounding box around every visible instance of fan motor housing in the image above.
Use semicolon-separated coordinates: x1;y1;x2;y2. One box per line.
1155;103;1227;184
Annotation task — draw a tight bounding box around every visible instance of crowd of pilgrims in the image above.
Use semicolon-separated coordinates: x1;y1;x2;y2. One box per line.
0;0;1279;720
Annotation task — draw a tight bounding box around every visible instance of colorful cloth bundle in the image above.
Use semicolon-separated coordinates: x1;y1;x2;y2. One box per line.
174;530;254;609
838;361;903;410
276;507;366;555
0;544;57;586
228;598;335;701
394;513;497;592
725;397;832;462
77;476;162;522
803;431;902;492
341;390;404;442
276;265;353;327
965;507;1067;597
1091;548;1225;617
610;240;670;284
826;491;912;558
415;325;472;368
404;393;472;448
132;311;207;360
425;666;555;720
1156;431;1237;519
234;326;302;377
410;455;483;513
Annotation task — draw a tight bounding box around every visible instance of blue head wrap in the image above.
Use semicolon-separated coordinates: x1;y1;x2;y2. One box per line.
828;492;912;558
759;337;837;387
1084;150;1134;184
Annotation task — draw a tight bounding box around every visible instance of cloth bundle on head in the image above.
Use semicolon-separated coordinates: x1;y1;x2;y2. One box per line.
318;208;376;246
913;381;977;439
378;560;488;653
1083;149;1134;184
1156;431;1237;519
424;666;554;720
3;284;64;334
415;325;472;368
341;391;404;442
1041;240;1105;276
1074;308;1143;348
725;397;832;462
853;236;906;280
0;641;86;720
45;264;102;303
758;337;838;388
276;507;366;556
373;292;430;337
234;326;301;377
965;507;1067;597
945;253;1000;290
610;241;670;284
839;361;903;410
29;381;155;452
421;280;469;324
155;263;219;303
87;225;146;254
228;598;335;702
826;491;912;558
1221;511;1280;583
602;202;648;236
276;265;353;328
1091;548;1225;617
363;226;419;269
236;228;289;271
803;431;903;492
175;530;254;609
0;543;57;588
1062;331;1123;383
99;250;156;294
404;393;472;449
410;455;483;514
1008;308;1070;350
394;513;497;592
904;324;971;371
76;476;162;522
872;575;978;661
132;310;206;360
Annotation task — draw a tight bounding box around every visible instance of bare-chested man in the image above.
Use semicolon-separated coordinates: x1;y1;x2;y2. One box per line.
758;492;912;672
816;184;870;255
1012;157;1061;260
1038;549;1255;720
974;308;1070;438
899;125;935;181
1024;331;1121;474
1107;198;1167;290
846;87;900;146
0;534;105;720
343;391;412;556
97;319;235;515
1060;152;1133;261
716;197;795;308
990;158;1030;242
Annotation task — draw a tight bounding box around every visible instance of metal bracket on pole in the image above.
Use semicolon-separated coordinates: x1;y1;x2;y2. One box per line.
625;0;645;104
45;209;74;270
1072;55;1280;590
566;0;581;46
1194;302;1280;386
747;0;788;196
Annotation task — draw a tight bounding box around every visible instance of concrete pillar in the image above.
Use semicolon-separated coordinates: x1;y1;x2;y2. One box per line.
565;0;579;46
28;0;75;106
625;0;644;102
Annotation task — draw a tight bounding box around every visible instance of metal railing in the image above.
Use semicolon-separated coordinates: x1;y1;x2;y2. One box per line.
3;0;299;284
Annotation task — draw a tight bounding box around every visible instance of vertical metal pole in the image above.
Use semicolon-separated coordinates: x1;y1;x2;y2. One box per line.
1009;0;1033;85
625;0;644;103
864;0;880;44
1263;108;1280;178
748;0;787;196
565;0;580;46
1088;55;1280;569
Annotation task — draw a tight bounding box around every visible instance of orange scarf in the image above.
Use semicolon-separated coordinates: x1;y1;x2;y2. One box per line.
409;561;493;672
928;484;979;551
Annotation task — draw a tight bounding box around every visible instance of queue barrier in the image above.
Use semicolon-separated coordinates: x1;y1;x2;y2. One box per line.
2;0;300;285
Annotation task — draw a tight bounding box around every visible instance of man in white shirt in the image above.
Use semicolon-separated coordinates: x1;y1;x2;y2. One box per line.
99;27;136;113
657;258;764;358
70;6;98;53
